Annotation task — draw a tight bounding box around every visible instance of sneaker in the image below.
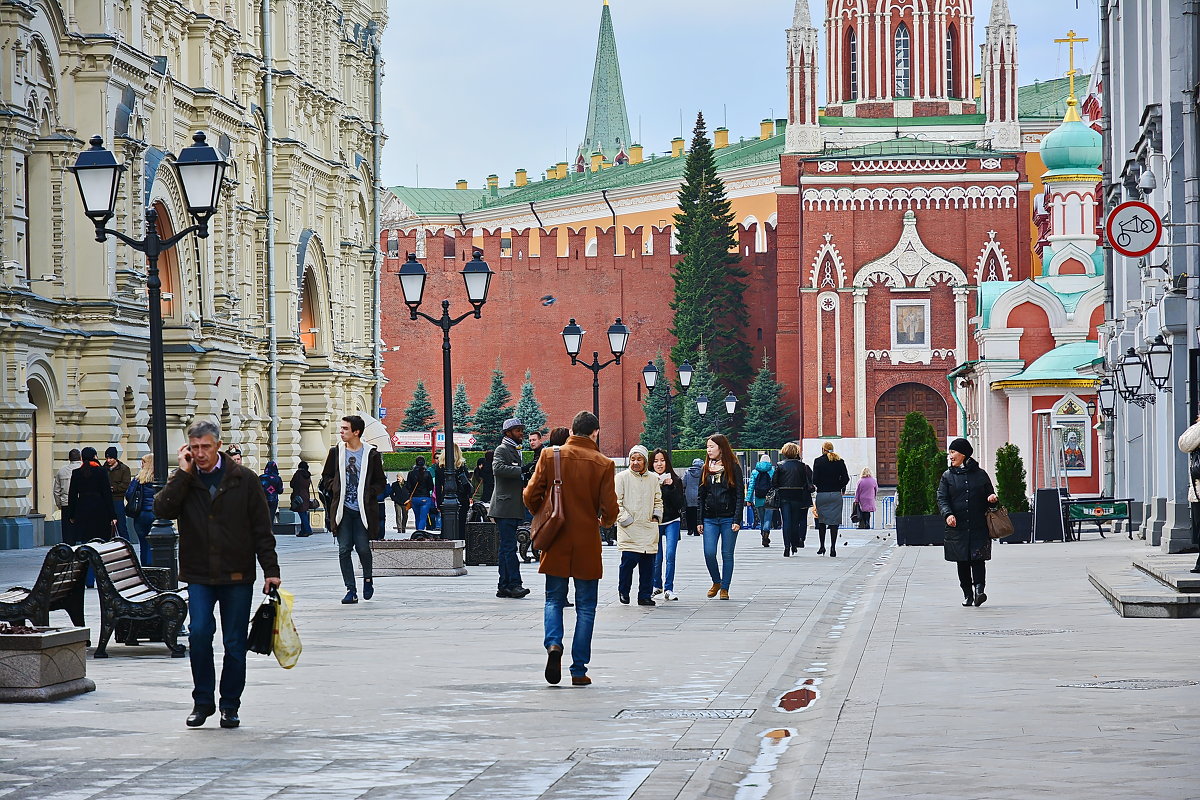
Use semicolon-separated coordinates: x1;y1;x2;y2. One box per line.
341;589;358;604
652;588;664;596
362;581;374;600
664;591;678;601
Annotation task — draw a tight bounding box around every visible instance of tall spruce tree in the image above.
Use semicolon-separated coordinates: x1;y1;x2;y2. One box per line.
452;380;474;434
639;354;678;451
896;412;939;516
472;363;515;451
669;111;752;391
675;348;722;449
514;370;548;435
740;353;794;449
400;380;436;433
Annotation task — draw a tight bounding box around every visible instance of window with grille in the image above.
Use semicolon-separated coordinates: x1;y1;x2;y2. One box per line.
846;28;858;101
895;24;911;97
946;26;958;98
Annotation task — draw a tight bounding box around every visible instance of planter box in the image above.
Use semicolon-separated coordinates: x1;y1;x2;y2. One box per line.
369;540;467;577
1001;511;1034;544
0;626;95;702
896;514;945;546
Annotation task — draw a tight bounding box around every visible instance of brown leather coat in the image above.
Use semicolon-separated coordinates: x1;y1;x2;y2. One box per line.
523;435;617;581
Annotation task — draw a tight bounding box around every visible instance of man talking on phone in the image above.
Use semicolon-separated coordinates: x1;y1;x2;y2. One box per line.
154;420;281;730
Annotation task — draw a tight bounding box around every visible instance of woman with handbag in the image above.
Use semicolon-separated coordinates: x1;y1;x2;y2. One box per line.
812;442;850;556
405;457;435;533
936;438;999;607
854;468;878;529
772;442;813;557
290;461;314;537
125;454;157;565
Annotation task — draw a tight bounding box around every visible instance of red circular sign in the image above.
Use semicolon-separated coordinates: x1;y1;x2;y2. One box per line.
1105;200;1163;258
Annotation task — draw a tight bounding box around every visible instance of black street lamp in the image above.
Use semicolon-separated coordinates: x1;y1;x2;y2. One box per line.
398;251;493;541
1116;346;1155;407
70;132;228;586
561;317;630;421
1097;378;1117;418
642;360;693;453
724;392;739;432
1144;335;1173;391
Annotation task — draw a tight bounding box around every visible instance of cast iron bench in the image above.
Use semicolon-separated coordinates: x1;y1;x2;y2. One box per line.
0;543;86;628
1061;496;1134;541
78;539;187;658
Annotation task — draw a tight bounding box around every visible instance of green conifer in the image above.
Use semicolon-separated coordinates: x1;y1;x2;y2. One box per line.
472;363;515;451
452;380;474;434
675;348;722;449
995;443;1031;512
639;354;679;451
400;380;436;433
896;412;939;516
739;353;794;449
514;370;548;435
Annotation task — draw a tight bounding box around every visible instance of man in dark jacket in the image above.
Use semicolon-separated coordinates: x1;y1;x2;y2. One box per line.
321;415;387;605
682;458;703;536
154;420;280;731
105;446;132;539
490;417;529;598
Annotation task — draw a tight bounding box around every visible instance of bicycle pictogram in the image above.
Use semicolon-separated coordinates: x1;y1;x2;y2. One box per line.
1114;214;1156;248
1106;201;1163;258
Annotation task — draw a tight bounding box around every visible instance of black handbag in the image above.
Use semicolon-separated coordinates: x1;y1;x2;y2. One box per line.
763;489;780;509
850;501;861;524
247;591;278;655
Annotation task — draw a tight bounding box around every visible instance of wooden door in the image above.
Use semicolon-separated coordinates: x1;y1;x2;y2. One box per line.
874;383;948;486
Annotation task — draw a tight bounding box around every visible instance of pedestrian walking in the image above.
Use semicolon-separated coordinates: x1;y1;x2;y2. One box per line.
374;483;390;540
125;454;157;566
491;418;530;599
697;434;743;600
472;454;493;507
405;457;435;532
68;446;117;543
682;458;703;536
748;454;775;547
53;449;81;545
615;445;663;607
854;468;879;529
812;441;850;557
435;444;473;539
523;411;618;686
224;445;243;465
320;415;387;604
259;461;283;522
546;427;570;447
154;419;281;730
1178;413;1200;573
772;442;814;556
105;446;132;539
650;448;684;601
290;461;315;537
936;438;999;607
390;473;411;534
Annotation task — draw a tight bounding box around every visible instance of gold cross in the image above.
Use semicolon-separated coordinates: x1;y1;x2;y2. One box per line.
1054;30;1089;109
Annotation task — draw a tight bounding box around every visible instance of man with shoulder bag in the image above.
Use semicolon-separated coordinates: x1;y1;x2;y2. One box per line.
1179;413;1200;573
491;418;530;599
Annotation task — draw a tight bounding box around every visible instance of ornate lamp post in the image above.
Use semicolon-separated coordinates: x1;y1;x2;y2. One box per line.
70;132;228;586
397;251;493;541
561;317;630;420
1097;378;1117;419
1116;346;1155;407
642;360;693;453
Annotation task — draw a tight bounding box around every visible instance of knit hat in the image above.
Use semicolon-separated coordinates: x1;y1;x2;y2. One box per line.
627;444;649;463
502;417;525;433
104;446;118;459
948;438;974;457
692;458;703;467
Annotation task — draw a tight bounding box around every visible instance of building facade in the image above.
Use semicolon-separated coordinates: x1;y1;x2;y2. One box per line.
0;0;385;547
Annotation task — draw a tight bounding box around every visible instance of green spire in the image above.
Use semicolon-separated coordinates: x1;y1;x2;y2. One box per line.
578;1;632;167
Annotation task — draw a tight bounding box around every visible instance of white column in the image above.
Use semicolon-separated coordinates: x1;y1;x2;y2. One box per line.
854;288;868;435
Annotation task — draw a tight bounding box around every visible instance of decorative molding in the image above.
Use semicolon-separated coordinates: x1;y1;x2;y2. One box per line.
803;184;1018;211
817;160;838;172
809;233;848;288
974;230;1011;282
980;158;1002;170
863;348;956;365
854;211;967;288
850;159;968;172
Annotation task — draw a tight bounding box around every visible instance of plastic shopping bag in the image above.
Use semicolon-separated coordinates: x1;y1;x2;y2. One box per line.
272;588;302;669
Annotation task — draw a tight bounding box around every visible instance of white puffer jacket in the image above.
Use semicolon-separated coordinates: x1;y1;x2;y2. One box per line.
615;445;663;554
1179;420;1200;503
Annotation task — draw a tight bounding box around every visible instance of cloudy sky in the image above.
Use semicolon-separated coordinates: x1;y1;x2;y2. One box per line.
380;1;1101;189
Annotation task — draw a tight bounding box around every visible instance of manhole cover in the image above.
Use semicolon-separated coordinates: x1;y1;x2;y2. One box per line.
1058;679;1199;690
968;629;1074;636
580;748;727;763
615;709;753;720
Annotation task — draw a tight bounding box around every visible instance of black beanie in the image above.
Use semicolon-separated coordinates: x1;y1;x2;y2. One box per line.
104;446;118;459
948;438;973;458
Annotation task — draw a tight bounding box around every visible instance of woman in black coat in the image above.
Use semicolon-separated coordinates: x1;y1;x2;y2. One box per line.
67;446;116;543
936;438;999;607
772;442;814;557
811;442;850;556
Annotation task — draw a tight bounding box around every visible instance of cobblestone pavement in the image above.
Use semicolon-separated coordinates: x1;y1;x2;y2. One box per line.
0;527;1196;799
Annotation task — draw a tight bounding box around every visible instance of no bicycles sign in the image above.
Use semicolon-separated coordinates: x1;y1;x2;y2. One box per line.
1105;201;1162;258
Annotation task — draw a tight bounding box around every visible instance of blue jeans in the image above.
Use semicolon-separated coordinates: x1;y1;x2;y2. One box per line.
703;517;738;590
187;582;254;711
113;499;129;538
132;511;154;566
544;575;599;678
653;520;680;591
336;511;372;591
780;500;809;550
495;517;523;591
618;551;655;601
411;496;433;531
298;510;312;536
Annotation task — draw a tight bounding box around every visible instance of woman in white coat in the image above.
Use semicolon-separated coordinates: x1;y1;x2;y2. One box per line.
615;445;663;606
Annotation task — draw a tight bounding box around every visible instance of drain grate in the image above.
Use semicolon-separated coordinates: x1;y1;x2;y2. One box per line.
1058;679;1199;690
615;708;753;720
968;629;1074;636
580;748;727;763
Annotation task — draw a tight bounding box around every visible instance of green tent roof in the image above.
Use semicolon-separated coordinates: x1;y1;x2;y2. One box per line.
1017;75;1091;120
804;137;1007;160
991;341;1100;386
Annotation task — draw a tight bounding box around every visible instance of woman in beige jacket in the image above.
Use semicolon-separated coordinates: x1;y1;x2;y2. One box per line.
1179;414;1200;573
615;445;663;606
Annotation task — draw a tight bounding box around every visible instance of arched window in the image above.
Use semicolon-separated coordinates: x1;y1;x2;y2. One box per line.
946;25;959;98
845;27;858;101
894;23;911;97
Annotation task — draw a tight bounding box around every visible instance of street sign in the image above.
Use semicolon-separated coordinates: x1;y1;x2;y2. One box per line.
1105;201;1162;258
436;432;478;447
378;407;387;419
392;431;432;448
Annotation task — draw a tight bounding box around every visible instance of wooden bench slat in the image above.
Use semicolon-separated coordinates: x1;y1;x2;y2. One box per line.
0;590;29;602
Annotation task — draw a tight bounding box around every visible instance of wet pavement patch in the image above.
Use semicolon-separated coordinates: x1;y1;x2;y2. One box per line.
615;709;754;719
1058;679;1199;690
777;679;819;711
968;629;1074;636
579;748;727;764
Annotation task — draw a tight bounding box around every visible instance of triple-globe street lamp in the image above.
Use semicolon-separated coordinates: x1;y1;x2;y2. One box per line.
397;251;494;541
561;317;630;422
641;360;693;453
70;132;228;585
695;390;738;435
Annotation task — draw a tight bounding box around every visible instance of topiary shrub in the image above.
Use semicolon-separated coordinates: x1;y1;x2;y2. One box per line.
994;442;1031;512
896;412;939;516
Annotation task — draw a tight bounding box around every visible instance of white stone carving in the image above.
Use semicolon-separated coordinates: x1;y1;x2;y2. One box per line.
980;158;1002;169
817;160;838;172
809;233;848;288
850;159;968;172
803;185;1018;211
854;211;967;288
974;230;1011;282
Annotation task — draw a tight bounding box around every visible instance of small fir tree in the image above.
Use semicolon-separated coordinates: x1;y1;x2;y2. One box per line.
514;370;548;435
675;348;722;449
669;111;753;391
739;353;794;449
400;380;436;433
452;380;474;434
639;354;678;451
896;412;939;516
472;363;515;451
994;442;1031;512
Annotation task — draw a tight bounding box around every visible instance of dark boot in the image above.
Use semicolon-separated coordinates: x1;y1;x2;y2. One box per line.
816;525;827;555
973;583;987;607
961;585;975;607
828;528;838;557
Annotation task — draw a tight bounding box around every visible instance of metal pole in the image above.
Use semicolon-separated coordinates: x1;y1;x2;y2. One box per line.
143;210;178;586
262;0;278;462
665;390;673;455
440;300;461;541
591;352;601;420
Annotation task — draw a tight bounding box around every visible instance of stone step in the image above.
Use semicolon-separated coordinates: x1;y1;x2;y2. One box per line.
1088;563;1200;618
1133;554;1200;593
